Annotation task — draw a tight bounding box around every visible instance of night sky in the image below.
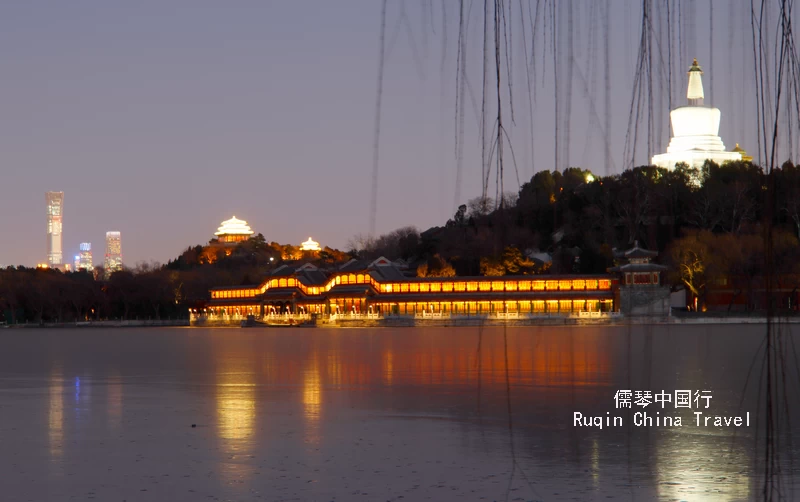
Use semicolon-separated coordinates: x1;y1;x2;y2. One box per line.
0;1;771;266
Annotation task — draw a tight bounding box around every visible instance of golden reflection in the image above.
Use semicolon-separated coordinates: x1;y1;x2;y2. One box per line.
326;350;342;386
303;357;322;444
107;372;123;430
384;349;394;385
48;368;64;460
215;364;257;490
216;372;256;441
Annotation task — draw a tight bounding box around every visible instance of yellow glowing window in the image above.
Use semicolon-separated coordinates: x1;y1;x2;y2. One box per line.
442;282;453;292
349;274;356;283
599;279;611;289
270;279;278;288
572;279;585;290
383;284;393;293
430;282;441;292
559;300;572;311
517;281;531;291
546;280;559;290
533;301;545;312
410;283;419;292
420;283;430;292
505;281;517;291
279;278;287;287
467;282;478;292
479;282;491;292
454;282;466;292
335;276;341;285
531;281;544;290
585;279;598;290
559;280;572;290
400;283;409;293
492;281;504;291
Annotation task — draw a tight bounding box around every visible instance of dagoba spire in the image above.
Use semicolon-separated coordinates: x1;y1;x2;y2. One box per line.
687;58;704;106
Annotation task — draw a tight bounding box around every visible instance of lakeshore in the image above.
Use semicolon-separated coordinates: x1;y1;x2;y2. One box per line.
6;312;799;329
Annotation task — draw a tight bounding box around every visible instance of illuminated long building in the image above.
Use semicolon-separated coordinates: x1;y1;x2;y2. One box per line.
201;241;671;320
205;258;620;318
46;191;64;266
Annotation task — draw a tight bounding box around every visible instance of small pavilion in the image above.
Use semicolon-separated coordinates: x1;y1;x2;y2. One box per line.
214;216;254;245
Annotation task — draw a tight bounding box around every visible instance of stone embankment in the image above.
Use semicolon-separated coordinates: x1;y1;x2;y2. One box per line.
2;319;189;328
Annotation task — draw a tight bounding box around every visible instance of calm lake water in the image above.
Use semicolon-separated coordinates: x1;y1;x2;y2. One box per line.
1;325;798;501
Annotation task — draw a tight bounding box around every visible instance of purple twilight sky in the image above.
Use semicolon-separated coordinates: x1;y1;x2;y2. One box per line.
0;1;773;267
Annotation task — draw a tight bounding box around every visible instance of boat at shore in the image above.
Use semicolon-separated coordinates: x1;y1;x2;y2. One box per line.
240;316;316;328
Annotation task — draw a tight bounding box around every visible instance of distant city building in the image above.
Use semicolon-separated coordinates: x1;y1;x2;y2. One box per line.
104;232;122;276
300;237;321;252
78;242;93;271
73;255;80;271
46;191;64;266
652;59;743;170
214;216;254;245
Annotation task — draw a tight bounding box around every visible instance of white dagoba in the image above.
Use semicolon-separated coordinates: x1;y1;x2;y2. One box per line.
651;59;742;169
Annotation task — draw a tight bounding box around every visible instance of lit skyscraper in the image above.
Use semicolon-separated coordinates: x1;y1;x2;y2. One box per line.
78;242;93;271
104;232;122;276
46;192;64;266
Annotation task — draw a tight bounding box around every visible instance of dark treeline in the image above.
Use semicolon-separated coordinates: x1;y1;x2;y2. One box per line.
0;236;352;324
355;160;800;307
3;159;800;322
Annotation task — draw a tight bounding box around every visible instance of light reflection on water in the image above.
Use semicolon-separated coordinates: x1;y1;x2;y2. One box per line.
303;355;322;445
654;429;752;500
215;355;257;489
1;325;796;500
107;372;123;430
48;367;63;461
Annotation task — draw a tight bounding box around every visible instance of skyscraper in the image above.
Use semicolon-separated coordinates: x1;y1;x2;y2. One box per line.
78;242;93;271
104;232;122;276
46;192;64;266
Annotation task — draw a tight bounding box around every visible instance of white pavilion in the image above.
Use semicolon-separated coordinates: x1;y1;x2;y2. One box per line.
300;237;321;252
214;216;254;245
651;59;743;170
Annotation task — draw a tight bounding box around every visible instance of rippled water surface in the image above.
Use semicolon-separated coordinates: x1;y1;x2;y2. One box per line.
1;325;798;501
